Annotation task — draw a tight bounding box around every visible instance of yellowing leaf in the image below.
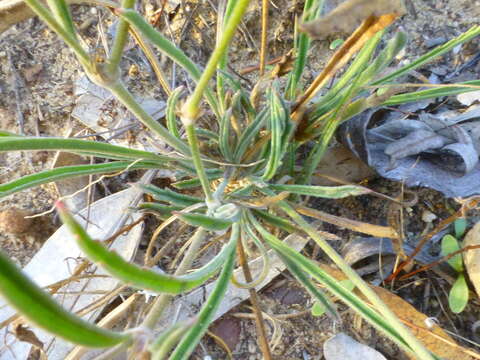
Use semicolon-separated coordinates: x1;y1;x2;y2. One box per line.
300;0;406;39
463;221;480;298
318;264;478;360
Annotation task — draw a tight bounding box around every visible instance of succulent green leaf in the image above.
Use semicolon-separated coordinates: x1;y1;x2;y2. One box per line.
57;203;234;293
329;38;344;50
177;212;233;231
441;234;463;273
455;218;468;239
449;274;469;314
269;184;370;198
0;251;128;347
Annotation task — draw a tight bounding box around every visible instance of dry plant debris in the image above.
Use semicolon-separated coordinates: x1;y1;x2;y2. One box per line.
0;208;32;235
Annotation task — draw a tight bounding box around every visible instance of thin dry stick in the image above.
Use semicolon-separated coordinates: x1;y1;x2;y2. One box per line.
259;0;269;76
386;197;480;282
399;244;480;281
236;237;272;360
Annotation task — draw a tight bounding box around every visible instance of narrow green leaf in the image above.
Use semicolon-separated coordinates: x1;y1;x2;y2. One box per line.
373;25;480;85
311;280;354;317
269;184;370;198
150;321;194;360
57;202;234;293
0;136;167;162
46;0;77;39
455;218;468;239
177;212;233;231
383;80;480;106
285;0;324;99
263;88;291;180
166;87;184;139
139;184;202;207
169;224;238;360
278;252;339;320
172;172;223;189
0;161;160;199
252;209;298;233
441;234;463;273
248;216;411;352
234;108;268;162
449;274;469;314
0;251;128;347
119;9;219;116
219;108;234;161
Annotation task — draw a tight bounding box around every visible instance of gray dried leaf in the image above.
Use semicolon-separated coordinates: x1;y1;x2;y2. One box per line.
339;106;480;197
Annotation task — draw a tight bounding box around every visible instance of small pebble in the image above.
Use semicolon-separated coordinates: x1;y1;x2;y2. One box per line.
425;37;446;48
0;208;33;234
421;210;437;223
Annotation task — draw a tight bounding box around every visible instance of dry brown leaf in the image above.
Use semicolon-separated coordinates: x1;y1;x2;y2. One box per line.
463;221;480;298
300;0;406;39
296;205;400;239
319;264;478;360
293;11;402;125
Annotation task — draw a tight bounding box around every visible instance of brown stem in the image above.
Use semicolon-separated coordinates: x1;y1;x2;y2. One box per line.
386;197;480;282
398;244;480;281
259;0;269;76
236;236;272;360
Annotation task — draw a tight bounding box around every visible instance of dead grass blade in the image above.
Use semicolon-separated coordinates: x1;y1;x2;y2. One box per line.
295;205;400;239
293;11;403;117
300;0;405;39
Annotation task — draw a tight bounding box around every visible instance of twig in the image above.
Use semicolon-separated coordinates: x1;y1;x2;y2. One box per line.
259;0;269;76
236;236;272;360
386;197;480;282
7;51;26;134
398;244;480;281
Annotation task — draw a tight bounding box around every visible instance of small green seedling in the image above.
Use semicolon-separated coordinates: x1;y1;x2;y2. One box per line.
441;218;469;314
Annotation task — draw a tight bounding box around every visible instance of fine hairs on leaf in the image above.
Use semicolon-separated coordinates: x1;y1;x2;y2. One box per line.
2;0;480;358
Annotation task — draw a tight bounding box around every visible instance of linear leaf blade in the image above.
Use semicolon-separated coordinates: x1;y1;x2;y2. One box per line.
269;184;370;198
168;224;238;360
57;202;234;294
0;251;128;347
0;161;160;198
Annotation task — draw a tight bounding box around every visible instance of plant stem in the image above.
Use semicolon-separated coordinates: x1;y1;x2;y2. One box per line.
277;200;436;360
107;0;135;75
184;123;214;204
259;0;269;76
109;81;190;155
24;0;90;69
236;235;272;360
142;229;206;329
181;0;252;120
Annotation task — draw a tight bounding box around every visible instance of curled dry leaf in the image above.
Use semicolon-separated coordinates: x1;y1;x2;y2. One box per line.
300;0;406;39
319;264;477;360
463;221;480;298
338;106;480;197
